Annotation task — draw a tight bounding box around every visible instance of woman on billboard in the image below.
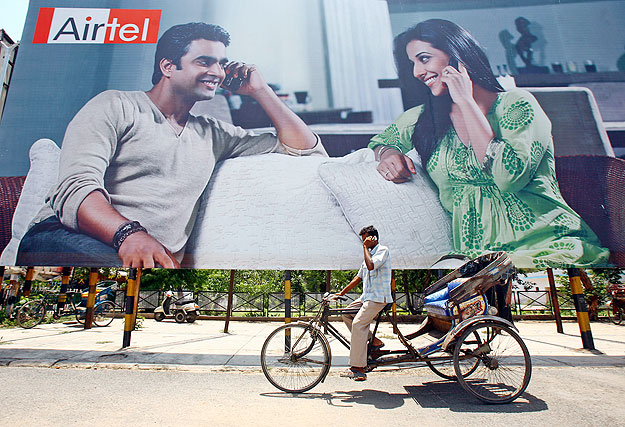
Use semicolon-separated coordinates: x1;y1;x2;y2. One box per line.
369;19;609;268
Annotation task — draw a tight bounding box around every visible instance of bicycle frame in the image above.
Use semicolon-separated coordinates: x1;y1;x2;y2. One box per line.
307;297;453;372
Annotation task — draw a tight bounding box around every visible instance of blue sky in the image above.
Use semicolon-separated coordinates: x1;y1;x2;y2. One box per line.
0;0;30;41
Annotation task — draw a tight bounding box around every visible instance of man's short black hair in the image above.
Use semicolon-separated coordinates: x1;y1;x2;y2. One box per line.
359;225;378;239
152;22;231;85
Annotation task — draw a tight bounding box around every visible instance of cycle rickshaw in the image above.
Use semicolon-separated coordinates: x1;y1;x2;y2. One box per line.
260;251;531;404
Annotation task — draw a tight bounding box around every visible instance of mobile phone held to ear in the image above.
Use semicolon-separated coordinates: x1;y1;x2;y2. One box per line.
221;72;245;92
449;56;459;71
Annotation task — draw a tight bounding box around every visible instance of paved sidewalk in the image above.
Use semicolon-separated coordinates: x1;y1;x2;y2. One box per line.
0;318;624;371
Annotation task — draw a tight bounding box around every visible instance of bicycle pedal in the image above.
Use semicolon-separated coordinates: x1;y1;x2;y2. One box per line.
368;349;388;360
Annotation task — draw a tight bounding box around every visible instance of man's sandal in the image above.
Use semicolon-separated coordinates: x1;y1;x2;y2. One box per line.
340;369;367;381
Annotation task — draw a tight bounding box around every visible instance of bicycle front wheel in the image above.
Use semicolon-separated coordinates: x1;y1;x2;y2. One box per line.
454;321;532;404
17;301;46;329
261;323;331;393
94;301;117;327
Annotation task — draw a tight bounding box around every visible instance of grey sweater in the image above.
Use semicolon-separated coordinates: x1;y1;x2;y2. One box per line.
32;90;326;260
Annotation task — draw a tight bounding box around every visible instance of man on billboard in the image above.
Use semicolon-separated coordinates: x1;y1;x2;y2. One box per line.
336;225;392;381
16;22;326;268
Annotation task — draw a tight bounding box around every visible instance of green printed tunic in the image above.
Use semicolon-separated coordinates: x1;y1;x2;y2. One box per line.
369;89;610;268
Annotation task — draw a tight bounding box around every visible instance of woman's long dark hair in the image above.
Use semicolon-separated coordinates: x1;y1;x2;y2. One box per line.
394;19;503;166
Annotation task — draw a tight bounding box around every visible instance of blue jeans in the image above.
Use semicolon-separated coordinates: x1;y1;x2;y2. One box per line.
17;217;122;267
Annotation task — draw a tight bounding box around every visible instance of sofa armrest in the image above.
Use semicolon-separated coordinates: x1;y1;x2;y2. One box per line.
0;176;26;254
555;155;625;266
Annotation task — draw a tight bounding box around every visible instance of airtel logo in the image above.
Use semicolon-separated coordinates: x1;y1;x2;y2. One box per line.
33;8;161;44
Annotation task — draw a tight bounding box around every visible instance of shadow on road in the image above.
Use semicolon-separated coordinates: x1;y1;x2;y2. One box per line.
260;389;408;409
260;380;548;412
405;380;548;412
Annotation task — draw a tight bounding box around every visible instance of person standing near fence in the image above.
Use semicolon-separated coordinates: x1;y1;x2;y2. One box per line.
336;225;392;381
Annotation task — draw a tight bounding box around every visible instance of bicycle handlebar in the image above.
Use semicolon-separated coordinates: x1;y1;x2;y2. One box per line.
322;292;347;302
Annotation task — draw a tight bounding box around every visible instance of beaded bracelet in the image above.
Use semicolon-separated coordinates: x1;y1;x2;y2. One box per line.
112;221;147;251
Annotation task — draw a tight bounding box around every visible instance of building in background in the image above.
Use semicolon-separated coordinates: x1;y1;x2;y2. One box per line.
0;30;19;121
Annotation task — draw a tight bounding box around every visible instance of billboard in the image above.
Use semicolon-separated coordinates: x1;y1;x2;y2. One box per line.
0;0;623;269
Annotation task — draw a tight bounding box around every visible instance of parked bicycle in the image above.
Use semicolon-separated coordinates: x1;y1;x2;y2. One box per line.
261;252;532;404
17;282;119;329
607;283;625;325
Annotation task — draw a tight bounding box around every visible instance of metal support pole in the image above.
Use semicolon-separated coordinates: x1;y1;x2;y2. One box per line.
84;268;98;329
57;267;72;314
0;267;4;306
403;270;413;314
132;269;141;328
391;271;398;334
284;270;292;351
567;268;594;350
0;267;4;307
284;270;292;324
224;270;235;333
547;268;563;334
325;270;331;293
122;268;138;348
22;267;35;297
6;274;19;317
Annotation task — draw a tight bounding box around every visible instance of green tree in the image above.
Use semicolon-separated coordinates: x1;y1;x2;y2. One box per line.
139;269;216;292
556;268;624;305
71;267;126;286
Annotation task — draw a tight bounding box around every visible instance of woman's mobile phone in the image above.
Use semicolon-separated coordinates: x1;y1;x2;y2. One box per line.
449;56;459;71
221;72;245;92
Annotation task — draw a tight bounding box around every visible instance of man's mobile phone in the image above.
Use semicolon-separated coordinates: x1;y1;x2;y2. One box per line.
221;72;245;92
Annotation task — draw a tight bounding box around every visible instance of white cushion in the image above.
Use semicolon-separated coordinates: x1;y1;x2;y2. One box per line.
317;149;453;268
182;150;371;269
3;142;453;269
0;139;60;265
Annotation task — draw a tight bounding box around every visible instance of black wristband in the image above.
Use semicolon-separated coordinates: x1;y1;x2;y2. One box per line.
112;221;147;251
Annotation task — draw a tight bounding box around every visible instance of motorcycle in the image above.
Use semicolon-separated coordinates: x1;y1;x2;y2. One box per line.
153;291;200;323
607;283;625;325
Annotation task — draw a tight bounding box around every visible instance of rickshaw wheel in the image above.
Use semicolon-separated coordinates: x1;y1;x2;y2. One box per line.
453;321;531;404
425;354;457;380
427;331;480;380
609;306;623;325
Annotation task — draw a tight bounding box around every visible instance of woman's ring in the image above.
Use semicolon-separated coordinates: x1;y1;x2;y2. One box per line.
384;171;390;177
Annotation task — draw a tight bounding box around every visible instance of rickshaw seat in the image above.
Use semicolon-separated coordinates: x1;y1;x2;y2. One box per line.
423;278;468;305
423;277;472;318
423;298;452;318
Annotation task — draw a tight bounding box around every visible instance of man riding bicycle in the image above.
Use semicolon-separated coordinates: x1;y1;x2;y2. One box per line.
336;225;392;381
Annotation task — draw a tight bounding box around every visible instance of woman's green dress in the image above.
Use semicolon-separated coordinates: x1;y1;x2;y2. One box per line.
369;88;610;268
